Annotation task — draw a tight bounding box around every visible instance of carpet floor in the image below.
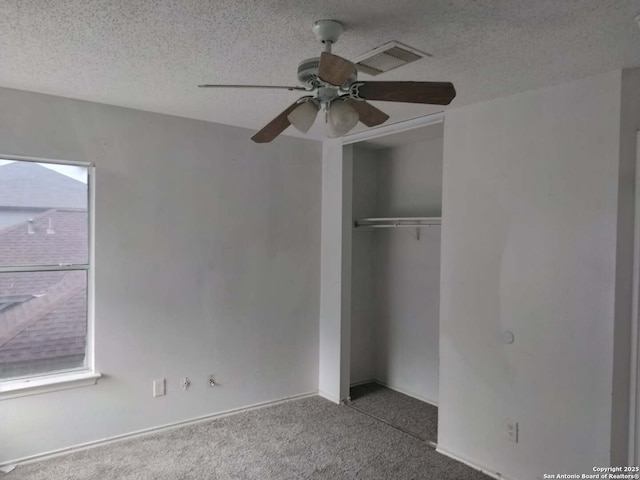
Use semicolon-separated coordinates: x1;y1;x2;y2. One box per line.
349;383;438;444
6;396;490;480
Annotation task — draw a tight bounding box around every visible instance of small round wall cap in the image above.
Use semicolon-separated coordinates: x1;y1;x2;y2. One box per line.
502;330;515;344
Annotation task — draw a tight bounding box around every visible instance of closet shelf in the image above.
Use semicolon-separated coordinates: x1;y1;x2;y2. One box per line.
353;217;441;229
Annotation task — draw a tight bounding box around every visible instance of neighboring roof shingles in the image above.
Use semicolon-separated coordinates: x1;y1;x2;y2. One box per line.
0;270;85;344
0;273;86;362
0;209;88;266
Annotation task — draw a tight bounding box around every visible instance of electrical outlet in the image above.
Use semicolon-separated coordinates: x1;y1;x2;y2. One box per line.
181;377;191;391
153;378;165;397
506;419;518;443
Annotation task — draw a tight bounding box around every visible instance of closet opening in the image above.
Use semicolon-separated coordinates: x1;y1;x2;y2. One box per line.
347;120;443;446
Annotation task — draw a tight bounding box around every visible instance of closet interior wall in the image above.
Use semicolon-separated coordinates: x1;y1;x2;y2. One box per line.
350;134;443;405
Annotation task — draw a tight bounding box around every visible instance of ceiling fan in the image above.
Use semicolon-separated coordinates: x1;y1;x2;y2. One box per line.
199;20;456;143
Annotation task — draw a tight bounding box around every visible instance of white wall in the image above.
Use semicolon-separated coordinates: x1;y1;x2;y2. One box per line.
350;139;442;404
0;87;322;464
319;140;352;403
614;66;640;465
439;70;625;477
376;141;443;218
374;227;440;404
350;146;378;384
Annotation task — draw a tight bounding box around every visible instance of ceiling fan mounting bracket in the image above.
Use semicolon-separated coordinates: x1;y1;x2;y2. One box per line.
348;82;365;100
312;20;344;45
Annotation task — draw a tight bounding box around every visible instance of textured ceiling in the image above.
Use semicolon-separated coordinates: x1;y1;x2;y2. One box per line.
0;0;639;141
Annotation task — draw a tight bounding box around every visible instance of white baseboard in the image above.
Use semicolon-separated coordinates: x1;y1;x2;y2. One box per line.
2;391;317;468
318;389;342;404
351;378;439;407
436;445;518;480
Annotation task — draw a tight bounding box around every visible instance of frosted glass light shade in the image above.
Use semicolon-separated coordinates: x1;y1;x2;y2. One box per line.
327;119;352;138
287;101;319;133
328;100;359;137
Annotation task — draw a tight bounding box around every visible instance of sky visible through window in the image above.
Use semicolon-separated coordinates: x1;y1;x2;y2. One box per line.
0;160;87;184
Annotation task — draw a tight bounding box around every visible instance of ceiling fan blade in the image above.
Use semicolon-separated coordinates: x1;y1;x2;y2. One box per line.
251;101;303;143
318;52;357;86
198;84;307;91
355;81;456;105
344;99;389;127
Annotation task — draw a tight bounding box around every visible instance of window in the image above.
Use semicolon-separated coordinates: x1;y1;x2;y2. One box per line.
0;157;98;396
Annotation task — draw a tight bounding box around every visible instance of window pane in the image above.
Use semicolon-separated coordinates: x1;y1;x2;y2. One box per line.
0;160;88;266
0;270;87;380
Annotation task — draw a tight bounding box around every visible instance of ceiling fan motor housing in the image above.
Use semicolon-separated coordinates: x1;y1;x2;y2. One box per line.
297;57;357;89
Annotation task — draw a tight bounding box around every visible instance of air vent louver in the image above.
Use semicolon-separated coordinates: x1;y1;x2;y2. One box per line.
354;42;426;76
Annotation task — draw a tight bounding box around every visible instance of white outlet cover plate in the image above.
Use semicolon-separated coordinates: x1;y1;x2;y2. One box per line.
506;419;518;443
153;378;166;397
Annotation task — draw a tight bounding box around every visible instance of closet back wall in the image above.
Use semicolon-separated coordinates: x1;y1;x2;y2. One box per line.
351;137;442;404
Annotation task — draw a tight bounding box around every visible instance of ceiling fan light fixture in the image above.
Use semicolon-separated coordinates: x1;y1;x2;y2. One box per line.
327;99;359;137
326;121;343;138
287;101;319;133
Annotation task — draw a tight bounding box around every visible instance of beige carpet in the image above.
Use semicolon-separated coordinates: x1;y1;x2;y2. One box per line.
5;396;490;480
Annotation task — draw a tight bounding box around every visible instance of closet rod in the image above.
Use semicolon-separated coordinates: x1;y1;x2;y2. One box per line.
356;224;440;228
353;217;441;229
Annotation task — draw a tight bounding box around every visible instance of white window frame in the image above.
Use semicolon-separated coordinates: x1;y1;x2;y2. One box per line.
0;154;100;400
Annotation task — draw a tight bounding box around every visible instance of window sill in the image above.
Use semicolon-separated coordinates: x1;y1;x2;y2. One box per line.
0;371;101;400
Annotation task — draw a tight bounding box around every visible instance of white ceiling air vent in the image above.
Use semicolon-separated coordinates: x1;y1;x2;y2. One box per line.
353;41;428;76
